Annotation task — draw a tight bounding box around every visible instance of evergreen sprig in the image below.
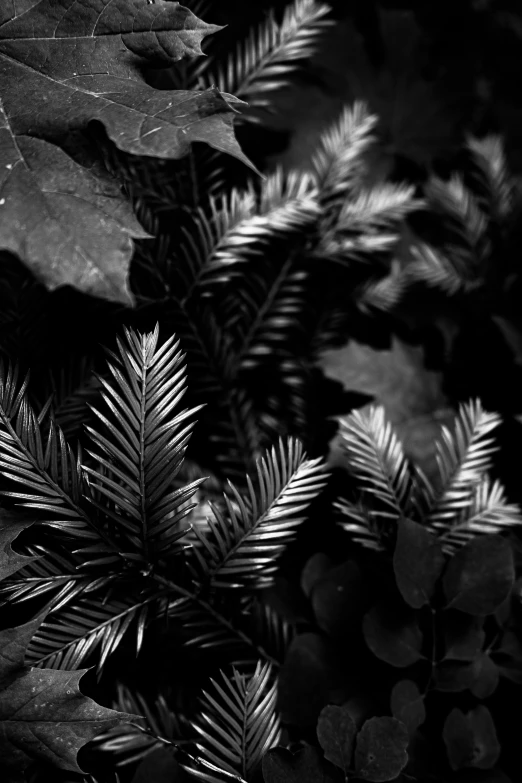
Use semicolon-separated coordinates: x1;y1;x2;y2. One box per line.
184;661;281;783
337;401;522;554
407;133;521;296
196;0;333;119
189;437;328;588
0;327;326;672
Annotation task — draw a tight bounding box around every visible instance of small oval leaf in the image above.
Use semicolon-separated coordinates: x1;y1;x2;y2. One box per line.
390;680;426;734
443;536;514;615
317;704;357;772
363;606;424;668
443;706;500;771
393;517;445;608
354;716;409;782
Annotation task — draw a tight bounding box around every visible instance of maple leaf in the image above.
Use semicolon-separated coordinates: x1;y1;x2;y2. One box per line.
0;612;138;782
0;1;255;305
0;510;41;583
317;336;454;483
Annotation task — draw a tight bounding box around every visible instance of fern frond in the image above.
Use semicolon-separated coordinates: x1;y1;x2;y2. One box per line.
114;684;185;743
174;303;238;396
177;189;257;301
339;407;414;520
407;242;468;295
164;591;281;667
88;682;189;769
178;170;318;303
25;591;160;671
86;722;163;769
170;306;263;478
425;174;490;261
190;438;328;588
334;497;386;551
239;595;295;666
0;541;112;611
337;183;422;233
0;360;92;533
184;662;281;783
314;179;420;265
427;400;500;529
198;0;332;116
467;134;516;222
83;325;204;564
257;167;321;235
357;259;408;313
236;260;308;370
437;475;522;554
312;101;378;207
316;230;402;265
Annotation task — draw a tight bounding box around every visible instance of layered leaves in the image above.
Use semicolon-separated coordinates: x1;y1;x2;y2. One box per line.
0;613;136;781
0;0;254;304
335;401;522;554
0;510;40;581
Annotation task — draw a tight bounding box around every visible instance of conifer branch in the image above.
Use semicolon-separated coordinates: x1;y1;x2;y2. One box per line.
467;134;516;222
196;0;332;118
184;662;281;783
437;475;522;553
339;407;414;520
312;101;379;208
428;400;501;529
188;438;328;588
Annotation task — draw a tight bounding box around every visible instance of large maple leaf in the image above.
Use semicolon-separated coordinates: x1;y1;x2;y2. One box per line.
0;1;254;305
0;612;138;782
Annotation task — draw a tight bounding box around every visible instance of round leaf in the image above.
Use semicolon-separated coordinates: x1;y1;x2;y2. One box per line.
393;517;445;608
363;606;425;668
469;654;500;699
493;630;522;684
443;613;485;661
317;704;357;772
354;716;409;782
390;680;426;734
443;706;500;771
434;653;499;698
443;536;514;615
301;553;333;598
434;662;476;693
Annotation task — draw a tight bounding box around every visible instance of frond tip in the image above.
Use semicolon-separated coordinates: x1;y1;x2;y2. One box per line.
83;325;205;564
339;406;412;520
190;437;329;588
335;400;522;555
183;661;281;783
428;399;501;528
199;0;332;116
